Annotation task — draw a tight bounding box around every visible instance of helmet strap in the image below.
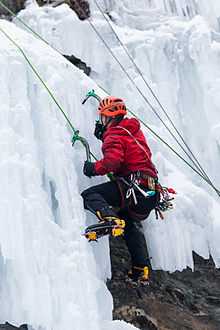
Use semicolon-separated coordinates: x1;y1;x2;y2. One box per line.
114;115;124;124
100;115;112;127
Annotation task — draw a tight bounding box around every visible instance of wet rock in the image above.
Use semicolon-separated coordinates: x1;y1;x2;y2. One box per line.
63;54;91;75
114;306;158;330
0;323;27;330
1;0;90;21
108;237;220;330
36;0;90;20
0;0;25;17
207;296;220;306
69;0;90;20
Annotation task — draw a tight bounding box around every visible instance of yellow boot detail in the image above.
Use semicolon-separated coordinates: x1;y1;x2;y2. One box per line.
142;266;149;281
112;227;124;237
96;211;103;221
131;266;150;282
114;219;125;229
111;219;125;237
85;231;97;241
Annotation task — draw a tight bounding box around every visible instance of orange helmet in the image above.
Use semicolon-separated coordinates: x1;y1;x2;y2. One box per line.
98;96;127;117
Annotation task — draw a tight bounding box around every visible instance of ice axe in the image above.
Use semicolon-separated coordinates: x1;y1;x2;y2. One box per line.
82;89;101;105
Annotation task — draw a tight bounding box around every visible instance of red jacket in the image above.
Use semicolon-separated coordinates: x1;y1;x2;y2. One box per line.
94;118;158;178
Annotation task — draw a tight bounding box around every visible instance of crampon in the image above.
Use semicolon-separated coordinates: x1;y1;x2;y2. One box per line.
84;219;125;242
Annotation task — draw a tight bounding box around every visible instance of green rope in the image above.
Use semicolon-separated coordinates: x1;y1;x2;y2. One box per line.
0;24;93;158
0;0;111;96
0;0;108;162
0;26;75;131
128;107;220;197
93;0;213;185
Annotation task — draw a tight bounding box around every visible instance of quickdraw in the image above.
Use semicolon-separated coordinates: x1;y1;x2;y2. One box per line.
155;185;176;220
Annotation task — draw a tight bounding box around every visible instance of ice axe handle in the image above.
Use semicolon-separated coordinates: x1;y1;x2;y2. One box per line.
82;95;90;105
80;137;91;162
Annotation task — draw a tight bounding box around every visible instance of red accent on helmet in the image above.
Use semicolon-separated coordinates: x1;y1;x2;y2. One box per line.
98;96;127;117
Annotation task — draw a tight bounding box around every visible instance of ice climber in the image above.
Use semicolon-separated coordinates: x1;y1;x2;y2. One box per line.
81;96;160;283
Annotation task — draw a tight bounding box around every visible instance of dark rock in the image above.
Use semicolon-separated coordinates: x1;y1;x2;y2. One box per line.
206;296;220;306
0;323;28;330
108;237;220;330
0;0;25;17
114;306;158;330
69;0;90;20
63;54;91;75
0;0;90;21
36;0;90;20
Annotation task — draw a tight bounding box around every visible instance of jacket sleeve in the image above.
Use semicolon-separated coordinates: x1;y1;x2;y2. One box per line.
94;135;124;175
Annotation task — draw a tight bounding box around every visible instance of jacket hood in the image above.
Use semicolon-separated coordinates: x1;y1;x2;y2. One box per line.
112;118;140;135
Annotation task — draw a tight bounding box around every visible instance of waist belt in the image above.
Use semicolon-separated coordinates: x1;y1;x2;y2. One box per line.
133;171;158;191
117;172;158;205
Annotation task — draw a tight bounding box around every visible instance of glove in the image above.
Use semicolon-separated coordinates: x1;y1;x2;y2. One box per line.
94;121;106;140
83;161;96;178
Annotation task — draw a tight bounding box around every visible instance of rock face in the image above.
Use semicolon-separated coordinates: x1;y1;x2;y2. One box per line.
0;1;90;20
0;323;27;330
68;0;90;20
0;1;91;74
108;237;220;330
0;0;25;16
36;0;90;20
63;54;91;75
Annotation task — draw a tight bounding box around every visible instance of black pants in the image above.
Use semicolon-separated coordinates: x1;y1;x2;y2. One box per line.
81;180;159;268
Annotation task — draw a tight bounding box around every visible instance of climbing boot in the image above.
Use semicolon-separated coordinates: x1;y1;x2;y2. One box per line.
96;208;125;237
84;211;125;242
127;265;150;285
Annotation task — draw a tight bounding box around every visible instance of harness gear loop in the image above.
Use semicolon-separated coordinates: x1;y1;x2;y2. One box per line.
125;173;138;205
118;173;176;220
155;185;176;219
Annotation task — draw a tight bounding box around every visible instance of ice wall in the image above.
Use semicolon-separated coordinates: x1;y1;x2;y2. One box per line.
89;0;220;30
17;2;220;271
0;19;137;330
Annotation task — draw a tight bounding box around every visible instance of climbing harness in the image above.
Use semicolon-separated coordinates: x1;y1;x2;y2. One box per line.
119;175;156;204
118;173;176;220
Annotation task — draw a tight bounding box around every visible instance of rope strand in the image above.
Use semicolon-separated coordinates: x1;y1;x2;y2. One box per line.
0;24;98;158
92;0;215;188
